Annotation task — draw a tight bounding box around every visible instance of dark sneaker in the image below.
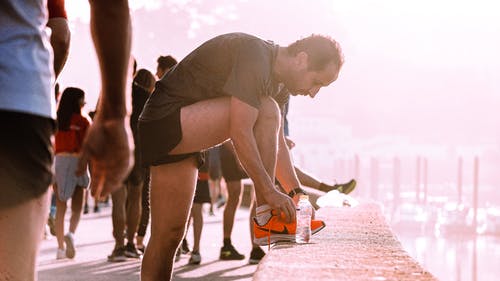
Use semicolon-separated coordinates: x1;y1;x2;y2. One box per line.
219;244;245;260
93;204;100;213
83;203;89;214
137;245;145;254
334;179;356;194
181;238;190;254
124;242;141;258
249;247;265;264
188;251;201;265
108;247;127;262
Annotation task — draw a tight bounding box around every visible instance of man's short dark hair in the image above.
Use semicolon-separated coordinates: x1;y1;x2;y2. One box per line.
287;35;344;71
157;55;177;70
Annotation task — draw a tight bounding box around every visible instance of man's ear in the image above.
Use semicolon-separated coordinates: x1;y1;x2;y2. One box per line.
295;51;308;70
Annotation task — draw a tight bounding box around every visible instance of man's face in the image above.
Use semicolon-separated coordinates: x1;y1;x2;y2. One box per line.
283;53;340;98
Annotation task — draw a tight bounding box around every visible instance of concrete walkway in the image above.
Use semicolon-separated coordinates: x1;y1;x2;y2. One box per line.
37;204;259;281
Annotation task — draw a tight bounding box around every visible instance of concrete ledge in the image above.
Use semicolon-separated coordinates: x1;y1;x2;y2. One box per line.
253;201;438;281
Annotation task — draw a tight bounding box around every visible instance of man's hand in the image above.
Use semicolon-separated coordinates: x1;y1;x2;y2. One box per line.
77;117;134;200
263;188;297;223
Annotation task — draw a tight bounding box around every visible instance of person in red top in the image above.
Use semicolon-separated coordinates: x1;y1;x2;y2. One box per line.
53;87;91;260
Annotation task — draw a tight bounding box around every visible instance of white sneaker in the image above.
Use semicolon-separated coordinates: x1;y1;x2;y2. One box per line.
64;233;76;259
188;252;201;265
56;248;66;260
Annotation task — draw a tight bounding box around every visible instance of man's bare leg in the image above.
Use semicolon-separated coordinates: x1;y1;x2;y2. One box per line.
141;96;281;280
55;193;68;251
126;182;142;244
111;186;126;248
173;96;280;206
294;167;321;189
223;180;243;239
190;203;203;253
68;187;84;234
0;192;49;280
141;157;198;281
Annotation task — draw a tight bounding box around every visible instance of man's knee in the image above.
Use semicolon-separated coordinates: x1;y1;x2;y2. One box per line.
154;225;185;249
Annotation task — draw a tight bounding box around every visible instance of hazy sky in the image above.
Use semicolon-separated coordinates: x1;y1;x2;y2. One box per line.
58;0;500;152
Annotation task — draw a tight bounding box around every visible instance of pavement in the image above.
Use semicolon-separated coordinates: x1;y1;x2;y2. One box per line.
37;204;260;281
37;194;437;280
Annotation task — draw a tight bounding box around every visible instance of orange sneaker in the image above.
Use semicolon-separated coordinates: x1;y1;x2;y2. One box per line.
253;211;326;246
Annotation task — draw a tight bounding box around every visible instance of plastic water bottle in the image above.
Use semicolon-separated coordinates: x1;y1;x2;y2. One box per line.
296;195;312;243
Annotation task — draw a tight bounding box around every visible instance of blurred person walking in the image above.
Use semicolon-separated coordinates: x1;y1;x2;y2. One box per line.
53;87;91;259
108;69;156;261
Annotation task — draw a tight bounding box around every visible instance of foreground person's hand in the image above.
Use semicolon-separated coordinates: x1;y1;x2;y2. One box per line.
263;189;296;223
77;117;134;200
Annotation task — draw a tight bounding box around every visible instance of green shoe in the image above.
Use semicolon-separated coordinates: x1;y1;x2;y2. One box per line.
334;179;356;194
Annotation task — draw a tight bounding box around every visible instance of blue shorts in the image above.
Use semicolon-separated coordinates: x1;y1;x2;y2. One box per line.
54;154;89;201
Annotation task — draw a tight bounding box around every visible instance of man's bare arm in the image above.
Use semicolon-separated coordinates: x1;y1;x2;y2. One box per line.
229;97;295;221
47;17;70;78
77;0;133;199
89;0;131;119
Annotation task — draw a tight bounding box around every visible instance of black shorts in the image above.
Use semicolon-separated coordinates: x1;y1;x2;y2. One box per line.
193;180;211;204
0;111;56;209
138;108;203;167
220;143;248;182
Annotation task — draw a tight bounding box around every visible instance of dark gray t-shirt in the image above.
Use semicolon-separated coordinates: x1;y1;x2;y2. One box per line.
140;33;289;122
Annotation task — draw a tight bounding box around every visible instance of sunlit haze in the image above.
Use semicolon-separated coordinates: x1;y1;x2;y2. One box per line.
59;0;499;190
56;1;500;279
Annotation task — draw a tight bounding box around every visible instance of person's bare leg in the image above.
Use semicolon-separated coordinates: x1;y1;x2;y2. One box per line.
126;182;142;243
141;96;279;279
141;158;198;281
172;96;280;207
248;189;259;247
191;203;203;253
55;191;67;250
208;178;220;214
83;188;89;212
294;167;321;189
0;192;49;281
68;187;84;234
223;180;243;239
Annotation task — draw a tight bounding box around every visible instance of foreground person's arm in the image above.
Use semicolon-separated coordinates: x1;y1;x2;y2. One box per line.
77;0;134;200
